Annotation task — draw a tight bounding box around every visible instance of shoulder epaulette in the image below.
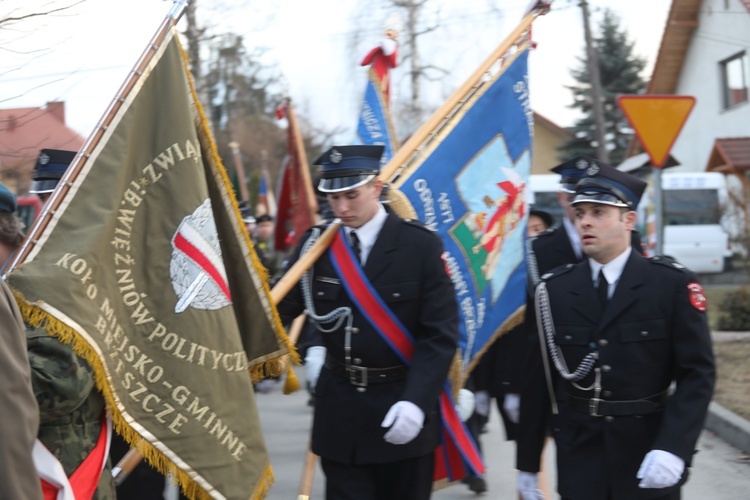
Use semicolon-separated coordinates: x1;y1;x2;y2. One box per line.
540;262;575;281
649;255;688;272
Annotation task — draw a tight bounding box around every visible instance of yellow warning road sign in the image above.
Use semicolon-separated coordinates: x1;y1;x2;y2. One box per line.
618;95;696;168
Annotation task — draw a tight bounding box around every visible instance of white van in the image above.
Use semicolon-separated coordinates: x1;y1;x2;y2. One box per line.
650;172;730;274
528;171;731;274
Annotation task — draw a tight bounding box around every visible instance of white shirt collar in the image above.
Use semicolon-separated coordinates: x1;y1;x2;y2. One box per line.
345;204;387;265
589;246;632;286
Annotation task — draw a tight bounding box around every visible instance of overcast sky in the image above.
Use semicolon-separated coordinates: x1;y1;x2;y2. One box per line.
0;0;671;142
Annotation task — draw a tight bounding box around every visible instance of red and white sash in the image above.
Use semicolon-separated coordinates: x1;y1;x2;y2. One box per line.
33;414;112;500
329;229;484;481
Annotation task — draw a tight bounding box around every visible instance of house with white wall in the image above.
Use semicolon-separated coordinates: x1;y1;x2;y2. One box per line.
633;0;750;173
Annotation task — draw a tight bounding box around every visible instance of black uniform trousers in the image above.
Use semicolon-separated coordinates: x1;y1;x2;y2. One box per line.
321;453;434;500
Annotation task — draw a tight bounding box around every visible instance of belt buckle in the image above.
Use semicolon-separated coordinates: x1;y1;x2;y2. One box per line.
589;397;602;417
348;365;368;387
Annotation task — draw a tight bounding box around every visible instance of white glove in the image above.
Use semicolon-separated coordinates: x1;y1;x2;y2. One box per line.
474;390;490;417
503;393;521;423
637;449;685;489
381;401;424;445
304;346;326;392
517;471;544;500
456;389;476;422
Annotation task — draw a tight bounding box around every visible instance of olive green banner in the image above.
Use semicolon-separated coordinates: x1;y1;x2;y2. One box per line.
9;27;289;499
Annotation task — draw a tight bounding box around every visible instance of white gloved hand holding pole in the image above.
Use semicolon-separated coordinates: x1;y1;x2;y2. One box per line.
381;401;424;445
304;346;326;393
503;393;521;423
637;449;685;489
518;471;544;500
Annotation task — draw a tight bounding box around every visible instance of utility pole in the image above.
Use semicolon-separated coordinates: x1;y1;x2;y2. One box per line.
580;0;609;163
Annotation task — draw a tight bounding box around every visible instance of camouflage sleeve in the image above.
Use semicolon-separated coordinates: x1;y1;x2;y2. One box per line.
26;327;96;422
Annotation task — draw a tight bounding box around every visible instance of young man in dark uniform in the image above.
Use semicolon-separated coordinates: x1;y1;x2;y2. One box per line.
517;159;715;499
276;145;460;500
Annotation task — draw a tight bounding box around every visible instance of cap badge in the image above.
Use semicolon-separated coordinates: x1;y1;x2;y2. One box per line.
330;149;342;164
586;164;600;176
39;153;50;165
575;158;589;170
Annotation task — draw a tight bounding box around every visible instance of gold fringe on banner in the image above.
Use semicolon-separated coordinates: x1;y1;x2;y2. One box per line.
13;291;279;499
178;39;300;375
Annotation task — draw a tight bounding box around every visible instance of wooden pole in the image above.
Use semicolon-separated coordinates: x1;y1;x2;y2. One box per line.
6;0;189;274
270;221;340;304
296;447;318;500
228;141;250;202
379;6;547;184
284;98;319;220
117;2;552;490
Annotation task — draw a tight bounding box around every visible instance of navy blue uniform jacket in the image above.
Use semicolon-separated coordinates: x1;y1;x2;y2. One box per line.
276;213;459;464
519;251;715;499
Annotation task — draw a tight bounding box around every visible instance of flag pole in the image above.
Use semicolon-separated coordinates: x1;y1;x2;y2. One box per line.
380;2;549;184
117;0;551;489
228;141;251;202
114;221;339;484
6;0;190;274
275;3;553;309
7;0;190;485
284;98;319;220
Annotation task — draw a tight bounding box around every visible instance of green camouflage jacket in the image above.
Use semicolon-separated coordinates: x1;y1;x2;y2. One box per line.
27;326;116;499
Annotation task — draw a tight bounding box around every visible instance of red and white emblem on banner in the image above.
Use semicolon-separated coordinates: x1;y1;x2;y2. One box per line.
687;282;707;312
170;199;231;313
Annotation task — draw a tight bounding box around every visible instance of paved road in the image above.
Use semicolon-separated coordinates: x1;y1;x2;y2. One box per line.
257;368;750;499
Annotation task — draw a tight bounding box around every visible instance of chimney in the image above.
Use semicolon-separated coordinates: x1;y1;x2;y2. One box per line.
46;101;65;124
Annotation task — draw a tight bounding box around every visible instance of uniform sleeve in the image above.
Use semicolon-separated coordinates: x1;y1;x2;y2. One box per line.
403;232;459;414
27;328;96;422
0;282;43;500
652;273;715;463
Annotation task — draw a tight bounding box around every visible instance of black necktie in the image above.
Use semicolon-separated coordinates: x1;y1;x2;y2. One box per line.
597;269;609;308
350;230;362;264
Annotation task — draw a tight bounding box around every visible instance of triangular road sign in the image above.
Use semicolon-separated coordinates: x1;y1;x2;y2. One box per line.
618;95;696;168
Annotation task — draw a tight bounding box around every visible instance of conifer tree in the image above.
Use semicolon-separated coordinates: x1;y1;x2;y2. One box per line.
559;9;647;165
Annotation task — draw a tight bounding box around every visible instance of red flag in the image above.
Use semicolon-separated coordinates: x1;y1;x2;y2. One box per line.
360;29;398;102
275;99;318;252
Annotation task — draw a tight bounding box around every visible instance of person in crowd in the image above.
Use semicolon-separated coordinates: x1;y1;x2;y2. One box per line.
0;183;43;499
517;158;715;499
239;201;257;237
25;149;117;499
0;183;25;274
253;213;282;283
466;207;554;496
276;145;459;500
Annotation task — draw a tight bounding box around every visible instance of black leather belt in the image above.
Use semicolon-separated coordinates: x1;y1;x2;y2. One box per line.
567;391;668;417
324;358;407;387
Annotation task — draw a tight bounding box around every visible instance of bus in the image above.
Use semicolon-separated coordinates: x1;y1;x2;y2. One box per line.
529;172;731;274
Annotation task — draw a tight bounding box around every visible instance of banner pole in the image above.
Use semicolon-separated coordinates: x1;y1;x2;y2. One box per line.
380;4;549;184
228;142;251;202
6;0;190;274
284;98;320;220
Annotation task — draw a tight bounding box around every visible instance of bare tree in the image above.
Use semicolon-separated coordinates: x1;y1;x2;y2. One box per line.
0;1;86;29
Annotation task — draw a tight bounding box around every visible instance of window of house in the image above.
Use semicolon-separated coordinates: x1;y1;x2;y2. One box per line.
721;52;749;109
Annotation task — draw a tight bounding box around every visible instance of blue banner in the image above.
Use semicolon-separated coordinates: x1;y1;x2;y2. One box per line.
394;50;532;371
357;73;398;166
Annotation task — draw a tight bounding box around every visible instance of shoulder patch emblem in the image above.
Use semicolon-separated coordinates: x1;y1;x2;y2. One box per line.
687;282;707;312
